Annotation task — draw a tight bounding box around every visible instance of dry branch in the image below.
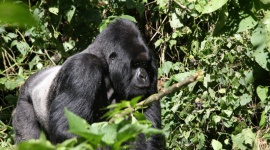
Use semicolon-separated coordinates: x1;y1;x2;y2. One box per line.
137;70;203;107
109;71;204;122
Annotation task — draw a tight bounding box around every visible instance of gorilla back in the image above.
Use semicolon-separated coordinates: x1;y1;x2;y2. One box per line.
12;19;163;149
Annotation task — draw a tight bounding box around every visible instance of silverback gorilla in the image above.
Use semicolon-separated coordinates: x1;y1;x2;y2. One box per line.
12;19;163;149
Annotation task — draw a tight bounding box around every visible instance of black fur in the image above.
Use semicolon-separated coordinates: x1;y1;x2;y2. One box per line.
12;19;164;149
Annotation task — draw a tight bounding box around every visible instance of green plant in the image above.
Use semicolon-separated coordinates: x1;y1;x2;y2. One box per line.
1;0;270;149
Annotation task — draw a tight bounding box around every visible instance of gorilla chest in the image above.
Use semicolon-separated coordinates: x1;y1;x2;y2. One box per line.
30;66;61;130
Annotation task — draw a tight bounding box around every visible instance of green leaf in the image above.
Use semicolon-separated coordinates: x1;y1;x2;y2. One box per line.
18;133;55;150
49;7;59;15
36;63;43;70
237;16;257;32
91;122;118;145
256;85;268;102
66;5;76;23
253;48;270;71
185;114;195;124
203;74;211;88
0;2;37;26
0;26;6;34
251;23;267;51
260;0;270;4
169;40;177;49
156;0;168;11
240;94;252;106
259;110;266;128
154;39;164;48
244;70;254;84
202;0;228;14
231;133;246;149
173;71;196;82
212;115;221;124
162;61;173;76
63;40;75;52
16;41;29;56
56;138;77;148
211;139;222;150
115;123;161;147
218;88;226;94
130;96;141;107
7;33;18;39
169;13;183;29
171;103;180;113
65;109;102;147
119;15;137;23
242;128;255;146
65;108;90;132
188;81;198;91
222;110;233;117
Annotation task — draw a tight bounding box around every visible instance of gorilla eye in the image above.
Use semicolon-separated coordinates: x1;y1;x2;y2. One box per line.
131;60;149;68
109;52;117;61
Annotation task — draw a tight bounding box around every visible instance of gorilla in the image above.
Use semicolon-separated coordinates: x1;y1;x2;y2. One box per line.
12;19;163;149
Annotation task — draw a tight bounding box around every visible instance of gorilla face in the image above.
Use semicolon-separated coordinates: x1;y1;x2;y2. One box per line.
108;40;156;100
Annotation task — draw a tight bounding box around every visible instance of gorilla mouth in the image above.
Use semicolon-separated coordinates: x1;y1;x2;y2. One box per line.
133;84;150;89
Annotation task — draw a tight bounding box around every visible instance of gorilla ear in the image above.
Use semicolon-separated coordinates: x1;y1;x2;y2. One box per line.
109;52;117;62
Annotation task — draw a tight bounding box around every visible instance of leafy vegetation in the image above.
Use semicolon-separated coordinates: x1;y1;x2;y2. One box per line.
1;0;270;149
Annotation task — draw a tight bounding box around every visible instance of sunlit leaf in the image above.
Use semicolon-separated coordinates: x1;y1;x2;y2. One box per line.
169;13;183;29
202;0;228;14
256;85;268;102
240;94;252;106
260;0;270;4
49;7;59;15
237;16;257;32
242;128;255;146
212;115;221;124
211;139;222;150
253;48;270;71
119;15;137;23
259;110;266;128
66;5;76;23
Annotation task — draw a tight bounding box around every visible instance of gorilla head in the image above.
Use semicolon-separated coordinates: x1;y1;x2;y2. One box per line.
88;19;157;100
12;19;163;149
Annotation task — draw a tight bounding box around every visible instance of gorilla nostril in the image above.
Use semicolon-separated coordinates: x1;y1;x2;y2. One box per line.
139;73;146;79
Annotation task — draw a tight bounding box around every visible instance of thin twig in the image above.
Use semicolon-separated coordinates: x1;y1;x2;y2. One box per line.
150;16;168;42
45;50;56;65
173;0;191;13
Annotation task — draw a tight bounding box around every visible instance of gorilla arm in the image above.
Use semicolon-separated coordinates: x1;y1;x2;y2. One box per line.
48;53;109;144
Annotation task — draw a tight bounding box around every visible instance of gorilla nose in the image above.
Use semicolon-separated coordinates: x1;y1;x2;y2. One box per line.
136;68;150;87
139;72;147;80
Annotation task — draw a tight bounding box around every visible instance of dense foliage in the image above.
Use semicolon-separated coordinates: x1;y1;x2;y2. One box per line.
1;0;270;149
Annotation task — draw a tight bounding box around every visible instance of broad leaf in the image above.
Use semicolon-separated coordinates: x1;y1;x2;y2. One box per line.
237;16;257;32
211;139;222;150
66;5;76;23
0;2;37;26
240;94;252;106
259;110;266;128
256;85;268;102
202;0;228;14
